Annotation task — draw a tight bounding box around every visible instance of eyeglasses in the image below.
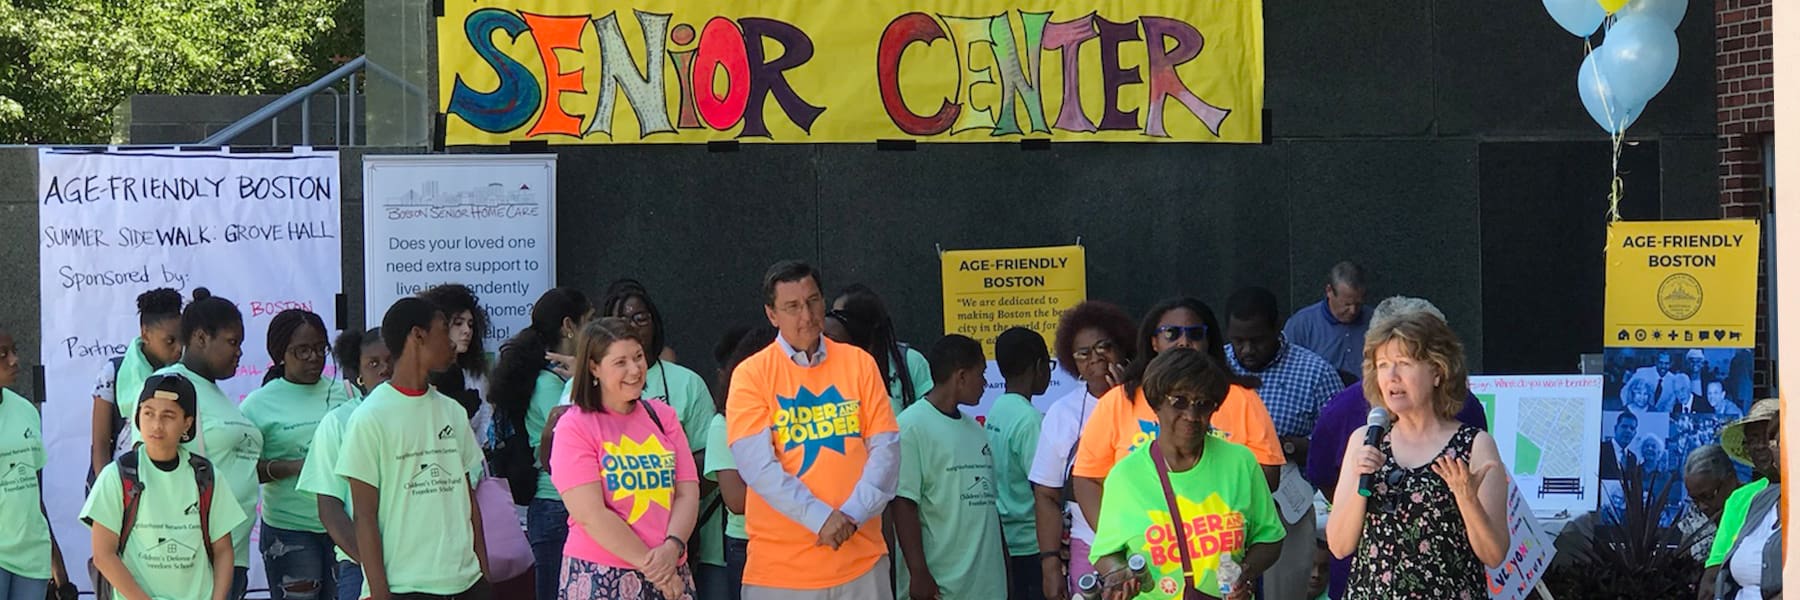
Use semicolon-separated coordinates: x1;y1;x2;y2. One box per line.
620;311;653;327
288;343;329;362
1072;340;1116;361
1155;325;1207;343
780;296;825;316
1161;394;1213;413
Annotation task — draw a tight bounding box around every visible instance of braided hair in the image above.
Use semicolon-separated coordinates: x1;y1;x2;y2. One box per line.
263;309;328;384
828;285;918;408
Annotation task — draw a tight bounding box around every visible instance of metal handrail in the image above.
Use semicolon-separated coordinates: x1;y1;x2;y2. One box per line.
201;56;366;145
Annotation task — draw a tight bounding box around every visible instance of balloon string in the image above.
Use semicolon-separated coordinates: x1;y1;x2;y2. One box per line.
1583;28;1625;247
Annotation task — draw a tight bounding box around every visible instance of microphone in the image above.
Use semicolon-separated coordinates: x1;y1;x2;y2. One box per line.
1356;407;1391;497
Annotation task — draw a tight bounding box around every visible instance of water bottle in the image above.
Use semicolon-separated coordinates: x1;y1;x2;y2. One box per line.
1076;572;1102;600
1217;553;1241;596
1128;554;1149;588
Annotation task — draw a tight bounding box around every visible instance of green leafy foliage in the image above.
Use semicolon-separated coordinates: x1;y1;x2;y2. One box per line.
1543;461;1705;599
0;0;362;143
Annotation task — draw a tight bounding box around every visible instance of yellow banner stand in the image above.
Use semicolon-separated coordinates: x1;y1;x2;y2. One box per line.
1604;220;1761;348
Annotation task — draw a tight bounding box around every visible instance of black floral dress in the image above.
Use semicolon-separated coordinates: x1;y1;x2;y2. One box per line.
1346;425;1487;599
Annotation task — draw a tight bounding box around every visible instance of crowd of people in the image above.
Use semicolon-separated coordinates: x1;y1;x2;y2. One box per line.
0;259;1783;600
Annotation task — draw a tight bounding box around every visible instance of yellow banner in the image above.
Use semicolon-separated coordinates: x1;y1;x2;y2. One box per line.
942;245;1086;355
437;0;1263;145
1605;220;1761;348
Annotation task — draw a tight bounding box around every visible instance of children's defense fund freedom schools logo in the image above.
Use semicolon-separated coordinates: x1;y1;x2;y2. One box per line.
1657;274;1703;320
406;463;462;496
138;537;200;570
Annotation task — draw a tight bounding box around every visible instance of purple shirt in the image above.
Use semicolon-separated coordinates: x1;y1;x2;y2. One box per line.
1306;380;1488;599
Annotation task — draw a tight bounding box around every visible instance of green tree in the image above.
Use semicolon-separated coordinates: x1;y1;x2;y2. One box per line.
0;0;362;144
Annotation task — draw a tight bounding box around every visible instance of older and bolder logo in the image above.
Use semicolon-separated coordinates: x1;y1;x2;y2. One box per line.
602;435;678;521
774;386;863;475
1144;494;1246;593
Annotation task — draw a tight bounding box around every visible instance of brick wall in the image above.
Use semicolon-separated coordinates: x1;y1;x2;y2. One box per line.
1715;0;1774;395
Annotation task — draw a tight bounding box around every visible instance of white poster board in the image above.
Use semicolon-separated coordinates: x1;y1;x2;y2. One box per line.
1470;375;1605;517
37;148;343;591
362;155;556;354
1485;482;1558;600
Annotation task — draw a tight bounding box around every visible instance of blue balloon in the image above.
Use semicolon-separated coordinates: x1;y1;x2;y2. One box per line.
1617;0;1687;31
1578;52;1642;134
1543;0;1606;37
1598;16;1680;109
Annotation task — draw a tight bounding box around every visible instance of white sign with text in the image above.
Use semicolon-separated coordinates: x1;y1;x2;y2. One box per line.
37;148;343;591
362;155;556;353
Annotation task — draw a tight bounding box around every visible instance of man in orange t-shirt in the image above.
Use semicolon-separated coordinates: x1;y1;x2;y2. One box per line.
727;261;900;599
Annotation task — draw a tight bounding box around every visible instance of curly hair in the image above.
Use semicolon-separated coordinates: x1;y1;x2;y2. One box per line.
417;283;490;377
1053;301;1136;379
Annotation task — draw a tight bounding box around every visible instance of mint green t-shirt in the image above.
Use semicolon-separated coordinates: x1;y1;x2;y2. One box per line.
0;390;51;579
896;401;1008;600
888;346;935;415
701;413;746;552
156;363;263;567
1091;436;1286;599
527;369;568;501
296;396;362;563
81;449;248;600
1706;477;1771;567
242;378;351;533
983;393;1043;557
337;384;484;596
644;361;717;451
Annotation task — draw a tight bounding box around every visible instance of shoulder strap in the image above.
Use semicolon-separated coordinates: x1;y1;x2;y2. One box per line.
115;450;144;554
189;453;216;563
1148;441;1200;597
642;400;667;434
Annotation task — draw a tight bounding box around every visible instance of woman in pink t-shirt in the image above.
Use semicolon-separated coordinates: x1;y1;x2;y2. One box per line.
549;318;700;599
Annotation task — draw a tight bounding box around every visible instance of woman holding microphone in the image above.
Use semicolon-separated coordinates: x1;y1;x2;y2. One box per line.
1326;299;1507;599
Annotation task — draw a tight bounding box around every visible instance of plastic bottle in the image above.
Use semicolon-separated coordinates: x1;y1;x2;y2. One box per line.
1128;554;1149;588
1076;572;1102;600
1217;553;1241;596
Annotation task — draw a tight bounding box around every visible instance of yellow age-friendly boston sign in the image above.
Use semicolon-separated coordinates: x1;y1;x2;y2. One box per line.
437;0;1263;145
943;245;1085;355
1605;220;1761;348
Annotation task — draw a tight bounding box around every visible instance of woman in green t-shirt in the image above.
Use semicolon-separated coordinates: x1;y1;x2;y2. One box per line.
491;287;592;600
1091;348;1285;600
90;288;185;482
242;309;351;600
0;326;71;599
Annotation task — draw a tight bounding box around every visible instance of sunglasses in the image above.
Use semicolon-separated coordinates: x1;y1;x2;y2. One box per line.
1154;325;1207;343
1161;394;1213;413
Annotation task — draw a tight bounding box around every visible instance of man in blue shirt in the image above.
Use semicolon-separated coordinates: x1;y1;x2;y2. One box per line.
1283;261;1371;383
1225;286;1344;600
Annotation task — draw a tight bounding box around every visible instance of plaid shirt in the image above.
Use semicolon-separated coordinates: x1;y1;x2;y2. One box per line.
1226;341;1343;438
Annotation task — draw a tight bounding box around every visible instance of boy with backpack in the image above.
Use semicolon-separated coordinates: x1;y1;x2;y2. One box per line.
83;373;247;600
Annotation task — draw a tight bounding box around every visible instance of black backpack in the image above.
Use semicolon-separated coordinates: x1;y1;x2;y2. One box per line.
93;449;217;562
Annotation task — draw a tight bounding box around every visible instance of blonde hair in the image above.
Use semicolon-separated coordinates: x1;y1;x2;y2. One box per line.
1362;298;1467;421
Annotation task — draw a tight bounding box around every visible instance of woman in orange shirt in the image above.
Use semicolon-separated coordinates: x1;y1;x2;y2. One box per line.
1071;297;1285;537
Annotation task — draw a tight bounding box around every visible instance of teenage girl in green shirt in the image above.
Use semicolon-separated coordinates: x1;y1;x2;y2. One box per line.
242;309;351;600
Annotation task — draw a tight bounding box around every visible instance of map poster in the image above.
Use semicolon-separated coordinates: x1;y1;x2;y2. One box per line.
941;244;1085;419
1471;375;1604;517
